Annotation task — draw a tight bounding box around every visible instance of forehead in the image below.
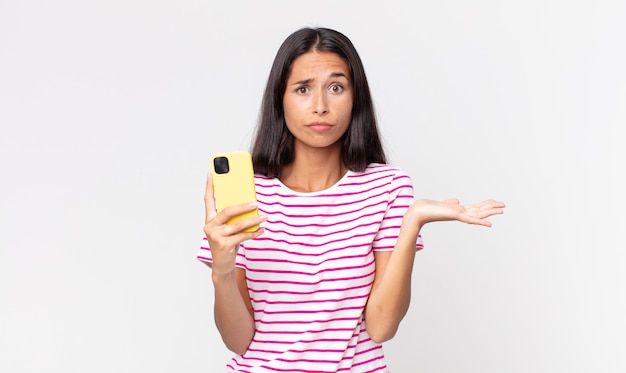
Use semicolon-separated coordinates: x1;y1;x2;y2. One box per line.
288;51;350;80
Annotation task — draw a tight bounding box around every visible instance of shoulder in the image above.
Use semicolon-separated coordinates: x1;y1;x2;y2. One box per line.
348;163;413;185
253;174;280;188
254;174;276;183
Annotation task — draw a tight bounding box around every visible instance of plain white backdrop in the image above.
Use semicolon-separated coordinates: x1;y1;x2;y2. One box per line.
1;0;624;372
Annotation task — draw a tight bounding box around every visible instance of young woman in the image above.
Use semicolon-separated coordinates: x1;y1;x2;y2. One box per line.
198;27;505;373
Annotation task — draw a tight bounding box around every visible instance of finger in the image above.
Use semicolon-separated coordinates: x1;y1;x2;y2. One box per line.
203;226;266;260
443;198;460;206
475;200;506;218
476;219;492;227
460;215;493;227
463;205;503;220
228;227;266;249
216;202;261;225
479;207;505;219
464;199;505;212
204;172;217;224
464;206;504;226
227;213;267;233
480;199;505;209
205;219;266;249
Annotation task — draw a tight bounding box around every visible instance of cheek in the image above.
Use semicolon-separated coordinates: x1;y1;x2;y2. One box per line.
339;99;353;124
283;107;295;129
282;96;301;121
283;98;314;131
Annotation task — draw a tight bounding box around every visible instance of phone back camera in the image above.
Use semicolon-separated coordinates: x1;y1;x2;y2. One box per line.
213;157;230;174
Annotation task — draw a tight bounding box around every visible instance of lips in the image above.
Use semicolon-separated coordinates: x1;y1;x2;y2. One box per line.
306;122;333;132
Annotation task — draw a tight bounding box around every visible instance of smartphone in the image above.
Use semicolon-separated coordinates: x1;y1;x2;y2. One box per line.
210;151;259;232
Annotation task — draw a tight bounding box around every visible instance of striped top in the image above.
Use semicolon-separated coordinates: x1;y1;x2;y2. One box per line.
198;163;423;372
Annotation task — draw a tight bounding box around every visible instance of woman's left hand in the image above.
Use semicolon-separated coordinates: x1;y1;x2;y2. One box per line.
403;198;505;232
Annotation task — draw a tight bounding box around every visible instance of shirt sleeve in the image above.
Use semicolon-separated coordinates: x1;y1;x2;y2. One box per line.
196;237;248;269
197;237;213;264
372;169;424;252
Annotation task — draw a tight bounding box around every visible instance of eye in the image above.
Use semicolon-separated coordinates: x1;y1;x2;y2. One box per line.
296;86;310;94
329;84;344;93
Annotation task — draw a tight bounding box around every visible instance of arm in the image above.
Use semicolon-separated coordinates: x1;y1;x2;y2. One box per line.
203;173;266;354
365;239;415;343
211;266;255;355
365;198;505;343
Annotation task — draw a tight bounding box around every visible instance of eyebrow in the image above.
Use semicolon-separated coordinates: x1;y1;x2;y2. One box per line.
291;72;349;86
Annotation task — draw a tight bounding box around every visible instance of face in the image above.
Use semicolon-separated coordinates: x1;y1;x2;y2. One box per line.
283;51;353;153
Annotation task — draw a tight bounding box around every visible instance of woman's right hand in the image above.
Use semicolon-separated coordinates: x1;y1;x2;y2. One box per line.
203;173;266;276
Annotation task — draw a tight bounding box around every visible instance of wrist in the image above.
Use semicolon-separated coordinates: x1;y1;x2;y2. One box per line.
212;267;237;285
400;217;423;238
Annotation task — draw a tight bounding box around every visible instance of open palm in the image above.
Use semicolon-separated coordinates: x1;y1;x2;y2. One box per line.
405;198;505;229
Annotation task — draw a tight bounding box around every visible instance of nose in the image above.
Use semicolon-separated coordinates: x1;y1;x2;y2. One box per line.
312;91;329;115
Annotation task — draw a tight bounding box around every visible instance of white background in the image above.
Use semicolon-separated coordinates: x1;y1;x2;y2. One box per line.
1;0;624;372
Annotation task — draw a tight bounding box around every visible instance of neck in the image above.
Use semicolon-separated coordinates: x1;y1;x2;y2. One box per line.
280;145;347;193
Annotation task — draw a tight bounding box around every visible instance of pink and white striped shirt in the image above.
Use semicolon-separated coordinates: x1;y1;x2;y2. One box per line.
198;163;423;372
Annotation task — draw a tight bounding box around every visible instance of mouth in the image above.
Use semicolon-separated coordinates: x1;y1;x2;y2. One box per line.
306;122;333;132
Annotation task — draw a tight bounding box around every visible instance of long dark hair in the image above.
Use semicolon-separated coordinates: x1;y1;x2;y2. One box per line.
251;27;386;177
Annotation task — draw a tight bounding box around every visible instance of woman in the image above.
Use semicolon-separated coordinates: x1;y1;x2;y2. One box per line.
198;27;505;372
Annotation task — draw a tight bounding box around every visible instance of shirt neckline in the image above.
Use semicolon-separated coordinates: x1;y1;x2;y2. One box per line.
274;169;354;196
